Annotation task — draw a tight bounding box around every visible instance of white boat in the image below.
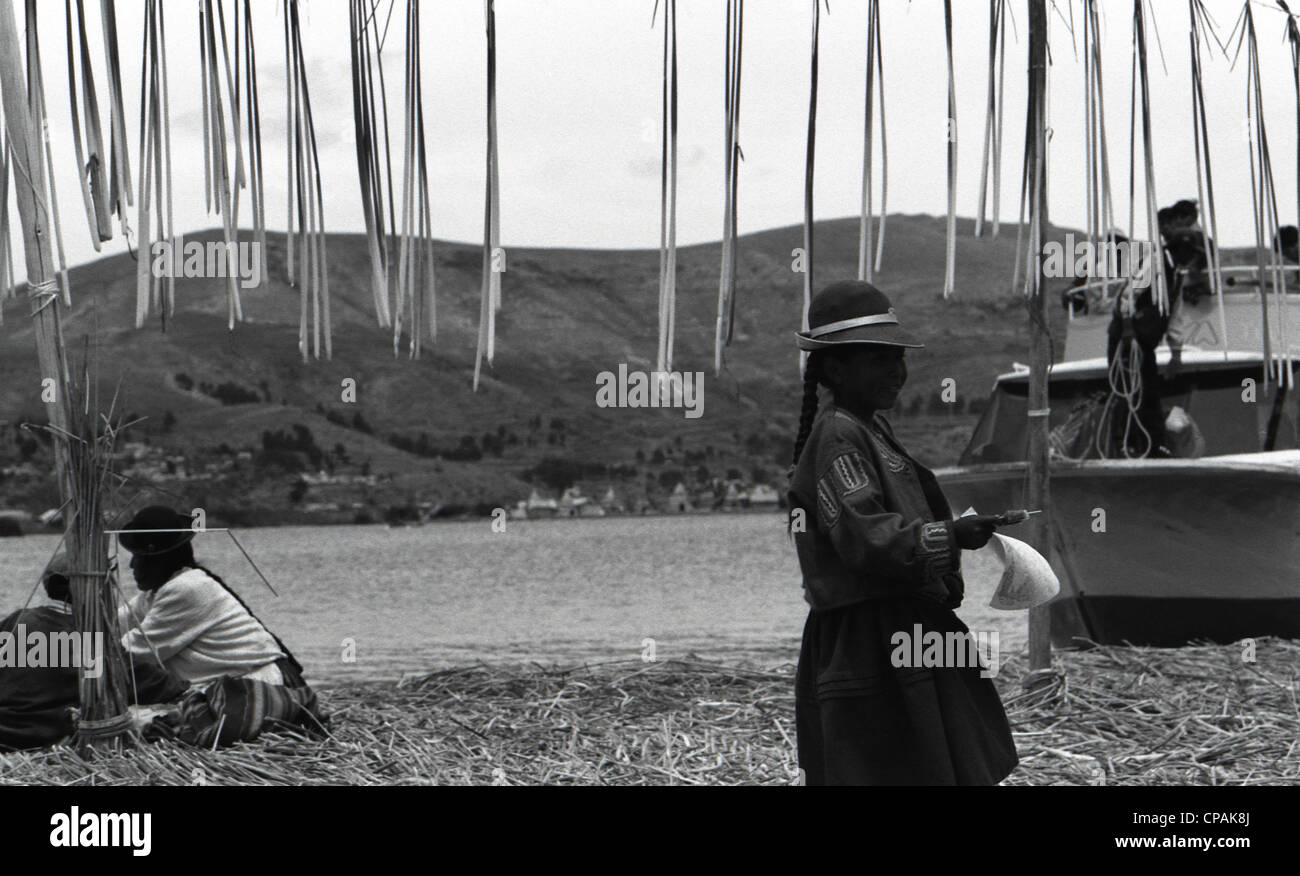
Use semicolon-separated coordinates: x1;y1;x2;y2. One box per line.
937;292;1300;646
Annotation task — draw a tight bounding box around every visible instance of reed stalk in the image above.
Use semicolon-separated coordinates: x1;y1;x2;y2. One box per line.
1131;1;1170;318
942;0;957;298
1231;2;1289;388
976;0;1008;240
1188;0;1229;357
714;0;743;374
858;0;887;277
654;0;678;378
284;0;330;360
802;0;820;341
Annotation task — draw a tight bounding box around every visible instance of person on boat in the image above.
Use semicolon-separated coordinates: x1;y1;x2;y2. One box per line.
0;553;186;751
1098;203;1212;457
787;281;1018;786
1277;226;1299;267
1161;201;1215;379
115;506;325;747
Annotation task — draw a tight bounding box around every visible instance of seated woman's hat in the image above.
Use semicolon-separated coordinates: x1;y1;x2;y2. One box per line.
796;281;924;351
118;505;197;556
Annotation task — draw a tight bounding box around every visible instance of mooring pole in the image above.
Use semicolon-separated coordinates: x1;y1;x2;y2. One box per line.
1026;0;1053;672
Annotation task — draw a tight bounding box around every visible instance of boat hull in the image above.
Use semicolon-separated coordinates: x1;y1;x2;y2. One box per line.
936;453;1300;646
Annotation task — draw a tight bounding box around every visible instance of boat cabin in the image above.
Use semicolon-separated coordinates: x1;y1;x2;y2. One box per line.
960;350;1300;464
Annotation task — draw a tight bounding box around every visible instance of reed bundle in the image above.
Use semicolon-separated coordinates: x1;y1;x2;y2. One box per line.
134;0;173;329
1186;0;1229;355
474;0;502;389
858;0;887;279
654;0;679;377
4;642;1297;786
975;0;1008;240
284;0;330;360
46;364;134;747
942;0;957;298
713;0;742;375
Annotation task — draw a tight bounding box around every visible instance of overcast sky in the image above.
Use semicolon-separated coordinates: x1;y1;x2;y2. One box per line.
8;0;1300;277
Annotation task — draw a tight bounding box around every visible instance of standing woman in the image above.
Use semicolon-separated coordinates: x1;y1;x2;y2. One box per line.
788;281;1018;785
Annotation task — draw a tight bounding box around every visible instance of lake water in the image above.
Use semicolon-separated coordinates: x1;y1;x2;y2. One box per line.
0;515;1025;684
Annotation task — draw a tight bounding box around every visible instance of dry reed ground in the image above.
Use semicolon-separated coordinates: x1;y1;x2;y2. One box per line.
2;639;1297;785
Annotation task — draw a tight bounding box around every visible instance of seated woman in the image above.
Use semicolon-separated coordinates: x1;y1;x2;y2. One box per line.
116;506;325;747
1;554;186;751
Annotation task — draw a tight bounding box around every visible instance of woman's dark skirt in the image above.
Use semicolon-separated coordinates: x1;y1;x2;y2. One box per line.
796;598;1018;785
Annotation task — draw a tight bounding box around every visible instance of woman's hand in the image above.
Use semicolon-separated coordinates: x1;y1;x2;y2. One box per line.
952;515;1000;550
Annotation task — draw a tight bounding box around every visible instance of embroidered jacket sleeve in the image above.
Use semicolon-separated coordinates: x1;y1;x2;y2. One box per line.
812;436;959;599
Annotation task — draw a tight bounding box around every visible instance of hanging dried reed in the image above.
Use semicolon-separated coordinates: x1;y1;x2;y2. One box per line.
1129;0;1169;316
1230;1;1290;388
99;0;131;223
942;0;957;298
714;0;743;374
0;127;12;311
858;0;887;278
349;0;396;331
241;0;268;288
192;0;243;331
135;0;173;330
396;0;436;359
285;0;331;360
1014;1;1048;299
1187;0;1229;356
976;0;1009;240
1082;1;1115;256
24;1;72;308
654;0;679;377
473;0;502;389
802;0;820;338
65;0;111;246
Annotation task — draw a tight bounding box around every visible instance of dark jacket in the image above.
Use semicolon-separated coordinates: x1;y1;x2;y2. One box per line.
0;605;188;751
788;406;962;611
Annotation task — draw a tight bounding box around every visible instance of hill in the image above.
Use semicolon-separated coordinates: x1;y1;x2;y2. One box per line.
0;214;1076;523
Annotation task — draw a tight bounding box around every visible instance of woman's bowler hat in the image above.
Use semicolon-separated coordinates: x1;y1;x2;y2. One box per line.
117;505;197;556
796;281;924;351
